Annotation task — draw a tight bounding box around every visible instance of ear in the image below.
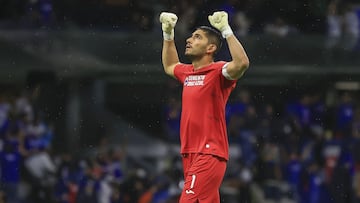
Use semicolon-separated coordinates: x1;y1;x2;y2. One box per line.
206;44;217;54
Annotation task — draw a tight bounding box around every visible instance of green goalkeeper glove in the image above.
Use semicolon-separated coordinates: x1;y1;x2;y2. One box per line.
159;12;178;41
208;11;233;38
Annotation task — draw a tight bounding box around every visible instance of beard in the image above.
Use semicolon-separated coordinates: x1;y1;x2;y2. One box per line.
185;53;195;61
185;51;202;62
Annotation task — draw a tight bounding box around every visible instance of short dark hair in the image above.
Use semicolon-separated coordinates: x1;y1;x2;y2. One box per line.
197;26;223;54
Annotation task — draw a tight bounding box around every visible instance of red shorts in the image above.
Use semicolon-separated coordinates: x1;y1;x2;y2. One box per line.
179;153;227;203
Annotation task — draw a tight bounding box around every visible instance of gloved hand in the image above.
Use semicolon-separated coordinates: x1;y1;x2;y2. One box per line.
208;11;233;38
159;12;178;41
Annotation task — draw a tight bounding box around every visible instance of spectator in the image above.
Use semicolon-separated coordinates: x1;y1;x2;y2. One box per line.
24;145;56;203
76;160;98;203
169;1;196;35
162;96;181;143
284;151;302;201
226;89;252;134
264;17;297;37
233;11;251;37
335;91;354;138
0;95;11;138
286;94;312;132
325;1;359;54
0;141;22;203
325;0;342;49
342;2;359;51
298;162;323;203
310;93;327;129
0;191;5;203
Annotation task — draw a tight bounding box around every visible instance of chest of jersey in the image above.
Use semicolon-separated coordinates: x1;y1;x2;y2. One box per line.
182;70;220;101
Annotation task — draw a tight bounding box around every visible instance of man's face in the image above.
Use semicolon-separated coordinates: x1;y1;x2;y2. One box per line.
185;29;211;58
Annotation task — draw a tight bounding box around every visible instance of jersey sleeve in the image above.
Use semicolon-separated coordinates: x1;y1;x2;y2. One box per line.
218;61;237;89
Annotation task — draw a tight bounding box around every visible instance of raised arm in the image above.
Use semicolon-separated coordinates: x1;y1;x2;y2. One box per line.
209;11;250;80
160;12;180;78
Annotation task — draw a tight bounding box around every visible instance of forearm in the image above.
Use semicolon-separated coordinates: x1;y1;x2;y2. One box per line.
208;11;250;79
160;12;179;77
162;40;179;76
226;35;249;70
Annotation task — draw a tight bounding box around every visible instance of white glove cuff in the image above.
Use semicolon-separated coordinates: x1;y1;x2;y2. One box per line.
221;26;233;38
163;30;174;41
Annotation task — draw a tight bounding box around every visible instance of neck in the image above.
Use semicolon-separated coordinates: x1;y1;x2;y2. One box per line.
192;56;214;70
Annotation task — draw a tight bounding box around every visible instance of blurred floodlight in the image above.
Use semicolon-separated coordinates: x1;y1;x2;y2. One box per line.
335;81;360;90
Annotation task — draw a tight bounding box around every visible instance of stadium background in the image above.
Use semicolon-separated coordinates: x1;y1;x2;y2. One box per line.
0;0;360;202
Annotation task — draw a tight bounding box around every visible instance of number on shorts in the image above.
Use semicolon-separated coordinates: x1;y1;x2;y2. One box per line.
185;174;196;194
190;174;196;189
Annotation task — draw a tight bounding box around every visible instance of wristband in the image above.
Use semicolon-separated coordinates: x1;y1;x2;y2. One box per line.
221;26;234;38
163;31;174;41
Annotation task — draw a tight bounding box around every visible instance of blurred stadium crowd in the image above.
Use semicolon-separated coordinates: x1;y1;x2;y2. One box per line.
0;0;359;34
162;84;360;203
0;84;183;203
0;0;360;203
3;83;360;203
1;0;359;51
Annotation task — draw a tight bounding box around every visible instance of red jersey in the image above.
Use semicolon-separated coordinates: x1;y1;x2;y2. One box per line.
174;61;237;160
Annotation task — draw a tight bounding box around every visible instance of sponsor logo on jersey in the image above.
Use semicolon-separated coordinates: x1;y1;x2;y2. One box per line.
184;75;206;86
185;189;195;194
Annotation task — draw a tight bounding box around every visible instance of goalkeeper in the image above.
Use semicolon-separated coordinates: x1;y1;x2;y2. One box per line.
160;11;250;202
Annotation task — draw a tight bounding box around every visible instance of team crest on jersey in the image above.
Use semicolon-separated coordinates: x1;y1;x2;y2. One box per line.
184;75;206;86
